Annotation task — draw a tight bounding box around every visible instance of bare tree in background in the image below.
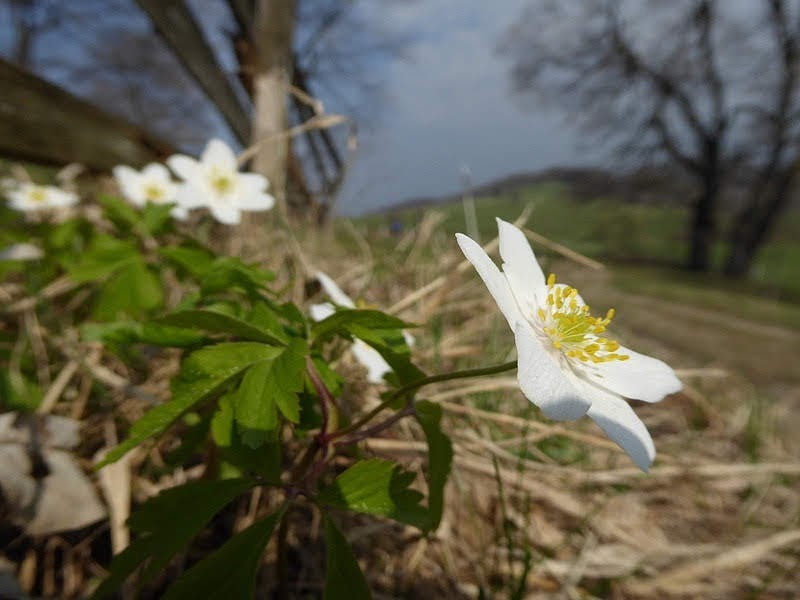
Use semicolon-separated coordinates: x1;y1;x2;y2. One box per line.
499;0;800;275
2;0;60;67
724;0;800;276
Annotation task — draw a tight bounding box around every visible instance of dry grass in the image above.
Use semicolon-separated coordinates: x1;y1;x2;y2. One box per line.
298;210;800;599
2;208;799;599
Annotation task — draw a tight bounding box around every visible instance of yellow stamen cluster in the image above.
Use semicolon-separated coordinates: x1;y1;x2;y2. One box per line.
29;187;47;203
538;273;629;364
209;170;235;195
144;184;166;203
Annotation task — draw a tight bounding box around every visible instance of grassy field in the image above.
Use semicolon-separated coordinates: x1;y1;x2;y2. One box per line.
365;183;800;324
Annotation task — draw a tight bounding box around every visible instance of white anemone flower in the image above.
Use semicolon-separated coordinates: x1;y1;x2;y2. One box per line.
166;139;275;225
6;182;78;212
456;219;681;470
310;271;415;384
112;163;186;220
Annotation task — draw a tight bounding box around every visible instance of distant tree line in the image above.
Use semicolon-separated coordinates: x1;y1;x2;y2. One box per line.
500;0;800;277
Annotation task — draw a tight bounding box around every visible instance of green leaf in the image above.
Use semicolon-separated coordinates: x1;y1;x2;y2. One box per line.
90;478;254;599
159;309;286;346
159;245;215;279
81;321;206;347
98;194;142;231
0;370;42;412
162;507;286;600
233;338;307;448
415;401;453;532
98;342;282;467
201;257;274;295
211;392;282;482
246;301;289;343
140;202;175;234
317;459;427;530
311;309;412;344
323;515;372;600
93;258;164;321
66;234;138;282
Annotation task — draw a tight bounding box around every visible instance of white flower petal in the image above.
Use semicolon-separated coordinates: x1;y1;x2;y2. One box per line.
167;154;200;182
583;382;656;471
456;233;523;329
309;302;336;322
237;192;275;212
514;323;591;421
351;339;392;384
497;218;547;310
141;162;171;183
170;204;190;221
209;203;241;225
174;183;208;209
316;271;356;308
238;172;268;195
202;138;237;171
113;165;145;205
402;331;415;348
583;347;682;403
49;188;78;207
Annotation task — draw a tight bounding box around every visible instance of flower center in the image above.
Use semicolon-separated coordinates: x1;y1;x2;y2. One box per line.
29;187;47;203
537;274;629;364
144;183;166;203
208;169;236;196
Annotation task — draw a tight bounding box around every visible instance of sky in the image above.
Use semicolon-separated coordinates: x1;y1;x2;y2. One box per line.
335;1;596;215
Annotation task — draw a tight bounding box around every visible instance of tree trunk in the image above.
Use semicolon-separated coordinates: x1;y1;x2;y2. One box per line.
723;168;794;277
688;165;720;272
250;0;295;214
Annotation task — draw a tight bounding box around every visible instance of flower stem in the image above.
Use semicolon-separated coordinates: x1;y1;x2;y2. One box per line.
333;404;416;447
327;360;518;440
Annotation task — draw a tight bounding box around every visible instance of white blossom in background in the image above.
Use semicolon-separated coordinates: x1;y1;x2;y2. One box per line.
5;182;78;212
166;139;275;225
112;163;186;220
0;243;43;261
310;271;415;384
456;219;682;470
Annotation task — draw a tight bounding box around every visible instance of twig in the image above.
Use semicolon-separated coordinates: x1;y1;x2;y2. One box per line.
37;360;79;414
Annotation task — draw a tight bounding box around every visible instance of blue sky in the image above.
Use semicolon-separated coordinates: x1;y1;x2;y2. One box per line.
335;1;596;215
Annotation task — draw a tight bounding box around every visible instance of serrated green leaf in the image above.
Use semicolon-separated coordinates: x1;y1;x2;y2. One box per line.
81;321;205;347
159;309;286;346
247;301;289;343
162;507;286;600
98;194;141;231
311;309;412;344
159;245;215;278
93;258;163;321
140;322;207;346
317;459;427;530
98;343;282;467
201;257;274;295
415;401;453;532
90;478;254;599
210;392;282;481
140;202;175;234
66;234;138;282
323;515;372;600
233;338;307;448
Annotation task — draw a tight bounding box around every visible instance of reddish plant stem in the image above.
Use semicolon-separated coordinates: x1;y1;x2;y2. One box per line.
333;404;415;447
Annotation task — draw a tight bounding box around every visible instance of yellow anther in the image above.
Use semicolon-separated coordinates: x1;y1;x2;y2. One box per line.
537;272;628;364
